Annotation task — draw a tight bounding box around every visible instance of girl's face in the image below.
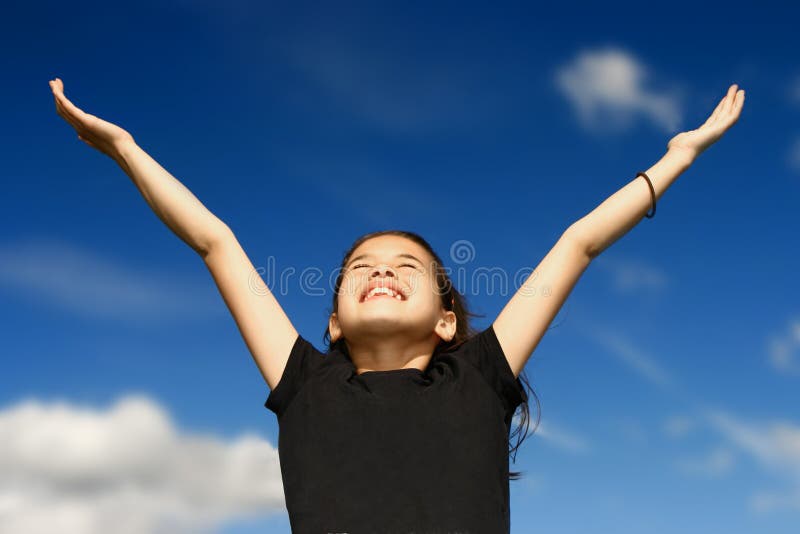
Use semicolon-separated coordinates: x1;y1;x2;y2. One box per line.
329;235;456;345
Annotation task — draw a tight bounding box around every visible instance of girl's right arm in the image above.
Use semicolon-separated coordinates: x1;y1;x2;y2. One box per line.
50;78;298;390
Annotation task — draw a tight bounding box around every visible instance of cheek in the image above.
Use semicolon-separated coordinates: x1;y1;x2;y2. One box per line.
338;274;363;301
405;272;434;299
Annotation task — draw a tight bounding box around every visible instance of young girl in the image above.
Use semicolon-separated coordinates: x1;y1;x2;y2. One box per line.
49;77;745;533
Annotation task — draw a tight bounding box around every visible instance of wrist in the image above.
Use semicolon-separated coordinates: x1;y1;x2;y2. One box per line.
665;147;696;168
111;137;138;163
109;137;139;177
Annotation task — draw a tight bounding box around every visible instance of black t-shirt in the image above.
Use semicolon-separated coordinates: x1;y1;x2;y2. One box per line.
265;324;528;534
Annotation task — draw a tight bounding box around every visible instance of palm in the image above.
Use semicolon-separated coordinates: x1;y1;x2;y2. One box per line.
667;84;746;160
49;78;134;156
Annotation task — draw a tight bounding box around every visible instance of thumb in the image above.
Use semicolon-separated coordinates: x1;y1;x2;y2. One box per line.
78;134;99;150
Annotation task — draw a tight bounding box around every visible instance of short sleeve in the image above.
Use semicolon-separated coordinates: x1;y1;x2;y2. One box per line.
264;333;326;418
455;324;529;419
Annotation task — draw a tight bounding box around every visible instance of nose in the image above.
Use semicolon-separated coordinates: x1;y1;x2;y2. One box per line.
370;264;396;277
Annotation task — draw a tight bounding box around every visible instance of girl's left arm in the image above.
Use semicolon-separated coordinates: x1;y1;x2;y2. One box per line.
494;84;746;378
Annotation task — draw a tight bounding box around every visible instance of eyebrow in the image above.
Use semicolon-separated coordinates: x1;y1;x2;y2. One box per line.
345;253;425;269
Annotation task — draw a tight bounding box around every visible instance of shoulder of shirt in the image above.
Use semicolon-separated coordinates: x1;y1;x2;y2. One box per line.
436;325;492;354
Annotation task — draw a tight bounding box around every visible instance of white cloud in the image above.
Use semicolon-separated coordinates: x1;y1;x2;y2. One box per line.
0;395;284;534
593;255;669;294
518;416;591;454
578;323;675;390
704;409;800;512
675;446;736;478
705;411;800;477
0;238;219;323
750;491;800;514
767;317;800;375
554;46;684;133
518;473;546;496
578;315;800;513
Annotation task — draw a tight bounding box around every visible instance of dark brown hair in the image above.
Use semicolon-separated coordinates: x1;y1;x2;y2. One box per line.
322;229;540;481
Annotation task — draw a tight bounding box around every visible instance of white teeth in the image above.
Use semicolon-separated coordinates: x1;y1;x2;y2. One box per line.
364;286;403;301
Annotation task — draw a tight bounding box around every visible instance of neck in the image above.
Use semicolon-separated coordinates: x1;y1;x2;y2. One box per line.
344;331;440;374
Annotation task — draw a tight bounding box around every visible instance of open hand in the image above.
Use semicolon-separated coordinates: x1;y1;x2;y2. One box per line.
49;77;135;157
667;83;745;162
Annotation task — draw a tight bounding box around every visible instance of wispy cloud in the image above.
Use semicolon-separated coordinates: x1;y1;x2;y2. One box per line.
579;314;800;513
703;409;800;512
578;323;675;390
517;415;591;454
554;46;684;134
0;238;220;323
675;446;736;478
0;394;284;534
517;473;546;496
283;33;503;135
580;320;800;513
767;316;800;375
663;415;696;439
593;254;669;294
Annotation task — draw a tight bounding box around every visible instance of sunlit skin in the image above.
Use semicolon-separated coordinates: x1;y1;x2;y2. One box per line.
328;235;457;375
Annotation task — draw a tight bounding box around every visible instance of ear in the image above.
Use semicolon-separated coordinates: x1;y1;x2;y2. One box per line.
328;312;342;343
434;310;457;342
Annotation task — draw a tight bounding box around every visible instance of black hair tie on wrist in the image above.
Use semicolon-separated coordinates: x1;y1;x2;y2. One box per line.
637;171;656;219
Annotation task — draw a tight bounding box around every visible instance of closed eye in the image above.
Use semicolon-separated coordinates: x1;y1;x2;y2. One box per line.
351;263;419;270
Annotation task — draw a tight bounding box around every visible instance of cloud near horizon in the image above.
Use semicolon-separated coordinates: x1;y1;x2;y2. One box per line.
0;394;285;534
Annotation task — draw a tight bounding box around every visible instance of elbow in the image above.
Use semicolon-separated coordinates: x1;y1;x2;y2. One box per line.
198;221;234;259
564;222;597;261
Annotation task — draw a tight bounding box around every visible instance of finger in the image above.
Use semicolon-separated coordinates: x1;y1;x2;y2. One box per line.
54;95;83;131
50;79;77;126
703;94;727;127
55;100;90;138
53;95;74;124
705;84;738;127
50;79;88;117
730;89;745;121
55;90;88;117
723;84;738;115
77;134;100;151
53;90;92;131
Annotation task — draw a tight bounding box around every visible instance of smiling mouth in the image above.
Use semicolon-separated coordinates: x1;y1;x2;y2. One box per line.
361;286;405;302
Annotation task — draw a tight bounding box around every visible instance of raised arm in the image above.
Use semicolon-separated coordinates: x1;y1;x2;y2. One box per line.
572;84;745;259
50;77;298;390
493;84;746;378
49;77;226;256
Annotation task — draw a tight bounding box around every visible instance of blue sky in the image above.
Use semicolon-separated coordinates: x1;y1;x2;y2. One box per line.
2;0;800;532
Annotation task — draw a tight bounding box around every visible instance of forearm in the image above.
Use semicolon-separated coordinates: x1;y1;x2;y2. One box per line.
571;149;695;259
113;139;229;256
